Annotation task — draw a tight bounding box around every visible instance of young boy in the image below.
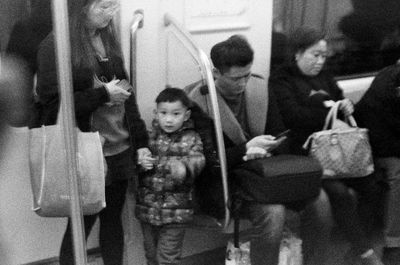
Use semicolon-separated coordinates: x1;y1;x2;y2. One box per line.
136;87;206;265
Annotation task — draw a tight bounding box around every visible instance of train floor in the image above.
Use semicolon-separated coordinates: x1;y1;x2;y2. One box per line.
179;225;385;265
41;224;384;265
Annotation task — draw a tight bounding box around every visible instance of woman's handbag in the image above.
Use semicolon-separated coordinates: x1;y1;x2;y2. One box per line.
303;101;374;179
29;111;106;217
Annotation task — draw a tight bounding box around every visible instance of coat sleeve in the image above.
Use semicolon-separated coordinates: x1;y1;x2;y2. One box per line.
125;91;149;150
269;74;330;131
355;66;400;157
265;86;287;136
224;89;290;165
360;108;400;158
265;87;290;154
36;34;109;124
181;131;206;181
225;141;247;169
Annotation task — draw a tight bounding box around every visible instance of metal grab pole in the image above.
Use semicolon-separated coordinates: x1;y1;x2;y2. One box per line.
52;0;87;264
164;14;230;230
130;9;144;91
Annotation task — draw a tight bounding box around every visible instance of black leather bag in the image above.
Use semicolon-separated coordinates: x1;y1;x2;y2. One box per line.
232;155;322;204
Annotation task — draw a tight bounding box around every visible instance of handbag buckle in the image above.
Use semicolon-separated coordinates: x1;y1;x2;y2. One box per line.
330;133;339;145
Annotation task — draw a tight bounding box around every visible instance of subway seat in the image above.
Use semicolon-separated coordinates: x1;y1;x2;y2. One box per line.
180;76;376;262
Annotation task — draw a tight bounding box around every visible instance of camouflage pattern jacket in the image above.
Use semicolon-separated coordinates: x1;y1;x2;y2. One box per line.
135;119;205;225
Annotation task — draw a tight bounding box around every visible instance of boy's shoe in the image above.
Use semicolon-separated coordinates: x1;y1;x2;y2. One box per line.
383;247;400;265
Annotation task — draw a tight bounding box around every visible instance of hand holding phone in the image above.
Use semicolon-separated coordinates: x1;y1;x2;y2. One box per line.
268;130;290;151
105;79;131;105
117;79;133;92
243;146;271;161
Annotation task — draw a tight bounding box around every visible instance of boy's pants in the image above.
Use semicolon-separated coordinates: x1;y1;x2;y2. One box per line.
141;222;186;265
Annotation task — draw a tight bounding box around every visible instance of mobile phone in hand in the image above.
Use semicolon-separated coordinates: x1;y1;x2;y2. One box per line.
275;129;291;141
268;130;290;151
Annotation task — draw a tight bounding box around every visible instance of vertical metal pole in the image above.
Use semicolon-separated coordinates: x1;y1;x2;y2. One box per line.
51;0;87;264
300;0;308;27
321;0;329;32
130;9;144;91
163;14;230;229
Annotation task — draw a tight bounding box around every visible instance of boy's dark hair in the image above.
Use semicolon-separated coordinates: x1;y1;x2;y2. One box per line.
210;35;254;73
288;27;326;60
155;87;192;108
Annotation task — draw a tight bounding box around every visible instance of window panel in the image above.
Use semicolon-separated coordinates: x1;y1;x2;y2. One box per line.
272;0;400;77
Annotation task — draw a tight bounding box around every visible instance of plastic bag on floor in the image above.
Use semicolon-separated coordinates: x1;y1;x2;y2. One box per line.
225;241;251;265
225;230;302;265
278;232;303;265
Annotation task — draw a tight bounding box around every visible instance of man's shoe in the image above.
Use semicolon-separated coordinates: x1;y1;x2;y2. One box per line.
345;249;384;265
383;247;400;265
359;251;384;265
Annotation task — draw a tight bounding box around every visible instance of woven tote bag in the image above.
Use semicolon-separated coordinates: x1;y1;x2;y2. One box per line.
29;113;106;217
303;101;374;179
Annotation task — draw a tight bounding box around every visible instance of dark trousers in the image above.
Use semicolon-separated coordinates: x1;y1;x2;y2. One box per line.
323;174;381;255
376;157;400;247
239;190;332;265
59;179;128;265
59;148;134;265
141;222;186;265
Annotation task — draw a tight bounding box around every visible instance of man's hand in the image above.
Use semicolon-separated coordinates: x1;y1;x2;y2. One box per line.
246;135;278;150
243;146;271;161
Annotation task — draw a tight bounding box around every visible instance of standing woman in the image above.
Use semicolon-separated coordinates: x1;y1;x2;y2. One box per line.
269;27;383;265
32;0;149;264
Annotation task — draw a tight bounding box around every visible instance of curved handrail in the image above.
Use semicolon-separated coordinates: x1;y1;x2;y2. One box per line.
130;9;144;91
165;30;205;83
164;13;230;230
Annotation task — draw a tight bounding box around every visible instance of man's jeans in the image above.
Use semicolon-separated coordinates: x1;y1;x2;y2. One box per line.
377;157;400;248
240;190;332;265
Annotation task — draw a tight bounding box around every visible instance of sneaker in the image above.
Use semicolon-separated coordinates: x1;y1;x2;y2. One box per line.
359;251;384;265
344;249;384;265
383;247;400;265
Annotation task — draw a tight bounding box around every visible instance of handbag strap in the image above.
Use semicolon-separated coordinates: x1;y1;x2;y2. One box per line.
346;115;357;127
322;101;340;130
322;100;357;130
303;100;358;150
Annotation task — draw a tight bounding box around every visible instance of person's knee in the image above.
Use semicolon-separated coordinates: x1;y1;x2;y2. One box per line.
323;181;356;205
311;189;330;210
251;204;286;240
387;172;400;192
306;189;334;229
378;157;400;186
331;189;355;206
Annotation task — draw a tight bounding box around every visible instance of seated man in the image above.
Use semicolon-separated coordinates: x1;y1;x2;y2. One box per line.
187;35;332;265
354;63;400;265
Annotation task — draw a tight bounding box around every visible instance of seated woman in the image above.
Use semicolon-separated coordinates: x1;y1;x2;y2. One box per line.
269;27;383;265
